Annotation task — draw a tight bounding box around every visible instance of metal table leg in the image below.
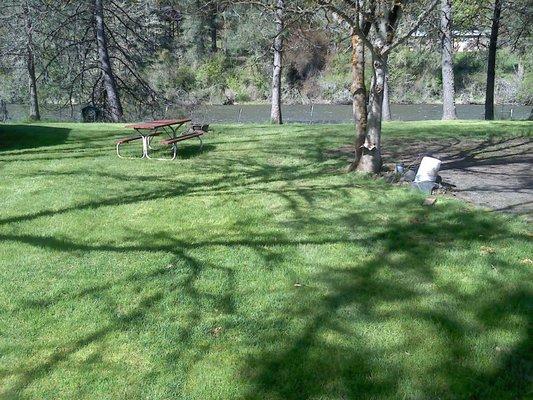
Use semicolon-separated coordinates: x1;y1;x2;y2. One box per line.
142;135;149;158
145;127;179;161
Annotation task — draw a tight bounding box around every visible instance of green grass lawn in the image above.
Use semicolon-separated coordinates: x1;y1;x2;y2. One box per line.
0;121;531;399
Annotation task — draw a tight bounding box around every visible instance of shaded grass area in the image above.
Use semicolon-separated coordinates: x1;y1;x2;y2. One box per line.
0;121;532;399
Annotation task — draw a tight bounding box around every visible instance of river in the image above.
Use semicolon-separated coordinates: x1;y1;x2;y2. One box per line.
5;103;531;123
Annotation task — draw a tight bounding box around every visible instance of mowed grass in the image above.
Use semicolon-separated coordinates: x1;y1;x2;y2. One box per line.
0;121;532;400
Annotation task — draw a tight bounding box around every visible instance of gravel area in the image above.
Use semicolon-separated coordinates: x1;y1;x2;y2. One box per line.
331;136;533;218
438;139;532;216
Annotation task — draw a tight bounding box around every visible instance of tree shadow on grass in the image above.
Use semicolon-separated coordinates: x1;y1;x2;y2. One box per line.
0;290;164;398
177;143;216;159
0;125;71;152
0;238;238;398
0;145;375;227
237;204;532;400
1;193;530;399
0;123;531;398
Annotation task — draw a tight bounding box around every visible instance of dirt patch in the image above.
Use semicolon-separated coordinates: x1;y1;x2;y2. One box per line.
326;136;533;218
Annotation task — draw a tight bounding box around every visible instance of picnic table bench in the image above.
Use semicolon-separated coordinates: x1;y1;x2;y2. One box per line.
117;118;206;160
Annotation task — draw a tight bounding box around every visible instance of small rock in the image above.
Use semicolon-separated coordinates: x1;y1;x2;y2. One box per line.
433;184;450;195
382;163;395;172
81;105;103;122
401;170;416;182
422;196;437;206
384;172;401;183
211;326;223;337
480;246;496;254
395;163;405;174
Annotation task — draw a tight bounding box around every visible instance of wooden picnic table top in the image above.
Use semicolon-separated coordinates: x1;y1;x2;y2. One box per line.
127;118;192;130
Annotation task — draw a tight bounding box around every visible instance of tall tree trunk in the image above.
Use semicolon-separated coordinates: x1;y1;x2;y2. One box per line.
382;55;391;121
485;0;501;120
209;11;218;53
194;0;206;57
0;99;8;122
94;0;123;122
24;1;40;121
349;29;368;171
441;0;457;120
270;0;284;124
358;55;385;173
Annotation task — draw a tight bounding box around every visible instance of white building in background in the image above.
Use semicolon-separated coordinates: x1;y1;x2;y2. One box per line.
411;30;490;52
453;30;490;52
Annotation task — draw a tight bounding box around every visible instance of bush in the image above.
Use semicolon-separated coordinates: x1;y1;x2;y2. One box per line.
388;48;440;103
144;44;532;106
197;54;233;88
174;67;197;93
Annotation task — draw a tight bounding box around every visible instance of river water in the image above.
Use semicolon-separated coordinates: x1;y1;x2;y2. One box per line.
5;103;531;123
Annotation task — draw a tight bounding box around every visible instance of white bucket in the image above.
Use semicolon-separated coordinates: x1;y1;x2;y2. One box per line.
415;156;441;183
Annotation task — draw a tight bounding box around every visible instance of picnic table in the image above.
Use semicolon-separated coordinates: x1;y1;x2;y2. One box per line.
117;118;205;160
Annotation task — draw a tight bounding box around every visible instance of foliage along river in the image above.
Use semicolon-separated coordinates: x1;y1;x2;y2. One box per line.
5;103;531;123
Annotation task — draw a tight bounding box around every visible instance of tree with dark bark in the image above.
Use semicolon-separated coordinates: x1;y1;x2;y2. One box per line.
193;1;223;55
33;0;160;120
23;1;40;121
440;0;457;120
484;0;501;120
0;99;8;122
454;0;530;120
193;0;207;56
208;6;219;53
94;0;123;122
